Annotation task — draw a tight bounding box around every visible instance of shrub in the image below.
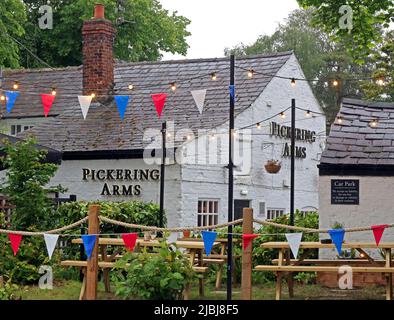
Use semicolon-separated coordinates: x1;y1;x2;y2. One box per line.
112;242;195;300
0;278;20;300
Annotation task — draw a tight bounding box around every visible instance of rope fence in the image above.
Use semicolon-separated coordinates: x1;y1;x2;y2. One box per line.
1;215;393;237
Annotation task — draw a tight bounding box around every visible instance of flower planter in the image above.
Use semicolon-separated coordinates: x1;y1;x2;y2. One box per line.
183;230;191;238
264;161;281;174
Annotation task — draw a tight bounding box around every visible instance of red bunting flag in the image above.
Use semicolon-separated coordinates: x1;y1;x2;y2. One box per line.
242;234;258;250
40;94;56;117
122;233;138;252
372;225;389;246
151;93;167;118
8;234;22;256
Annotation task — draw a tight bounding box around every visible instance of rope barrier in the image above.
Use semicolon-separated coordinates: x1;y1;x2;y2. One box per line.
253;219;394;234
1;215;393;237
0;217;88;236
98;216;244;232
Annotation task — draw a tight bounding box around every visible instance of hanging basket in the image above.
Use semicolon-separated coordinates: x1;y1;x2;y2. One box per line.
264;160;282;174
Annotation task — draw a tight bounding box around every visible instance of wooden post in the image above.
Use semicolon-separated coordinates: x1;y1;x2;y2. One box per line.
241;208;253;300
86;204;100;300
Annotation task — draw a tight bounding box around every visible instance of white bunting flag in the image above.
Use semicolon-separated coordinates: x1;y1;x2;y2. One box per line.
44;234;59;260
166;232;180;245
191;89;207;114
285;233;303;259
78;95;93;120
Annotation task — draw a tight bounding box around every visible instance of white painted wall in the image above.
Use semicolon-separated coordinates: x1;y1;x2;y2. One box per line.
178;54;326;226
49;159;182;228
319;175;394;259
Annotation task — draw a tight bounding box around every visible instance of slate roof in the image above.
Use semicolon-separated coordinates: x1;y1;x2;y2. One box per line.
3;52;293;153
320;98;394;167
0;133;62;167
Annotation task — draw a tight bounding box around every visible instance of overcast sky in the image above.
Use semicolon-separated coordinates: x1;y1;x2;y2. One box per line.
159;0;300;60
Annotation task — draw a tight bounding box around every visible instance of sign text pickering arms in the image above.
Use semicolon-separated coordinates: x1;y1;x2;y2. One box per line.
270;122;316;159
82;168;160;196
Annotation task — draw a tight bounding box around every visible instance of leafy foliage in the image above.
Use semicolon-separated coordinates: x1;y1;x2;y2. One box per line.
361;30;394;101
112;242;195;300
297;0;394;62
19;0;191;68
0;136;63;230
54;200;165;235
0;0;26;68
0;278;20;300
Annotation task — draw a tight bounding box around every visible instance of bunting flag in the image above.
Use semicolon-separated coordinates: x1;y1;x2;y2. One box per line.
229;85;235;101
242;234;258;250
44;234;59;260
121;233;138;252
328;229;345;254
201;231;217;256
151;93;167;118
78;95;93;120
285;233;303;259
166;232;180;245
191;89;207;114
81;235;97;260
5;91;20;113
8;234;22;256
114;95;130;120
372;225;389;246
40;94;56;117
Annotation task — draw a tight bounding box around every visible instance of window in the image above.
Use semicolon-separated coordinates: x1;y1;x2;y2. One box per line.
259;202;266;217
266;208;285;220
197;199;219;227
10;125;33;136
300;206;318;216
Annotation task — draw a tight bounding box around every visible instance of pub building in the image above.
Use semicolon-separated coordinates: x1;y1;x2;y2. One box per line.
319;98;394;259
1;5;326;228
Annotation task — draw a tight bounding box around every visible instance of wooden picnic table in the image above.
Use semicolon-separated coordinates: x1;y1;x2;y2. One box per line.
67;237;220;299
256;241;394;300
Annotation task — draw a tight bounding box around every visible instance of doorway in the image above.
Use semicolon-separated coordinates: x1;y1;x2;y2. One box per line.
234;199;251;220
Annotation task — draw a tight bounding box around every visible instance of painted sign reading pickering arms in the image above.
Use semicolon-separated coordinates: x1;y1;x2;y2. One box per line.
82;168;160;196
270;122;316;159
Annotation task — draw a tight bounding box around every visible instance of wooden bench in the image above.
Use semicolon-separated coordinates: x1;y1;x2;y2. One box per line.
272;259;386;265
255;265;394;272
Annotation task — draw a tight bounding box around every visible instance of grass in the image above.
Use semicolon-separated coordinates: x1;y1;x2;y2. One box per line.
14;279;387;300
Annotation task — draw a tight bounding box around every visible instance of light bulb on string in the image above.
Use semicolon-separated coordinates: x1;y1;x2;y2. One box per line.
128;84;134;90
256;122;262;129
332;79;339;87
170;82;177;92
370;119;378;128
336;116;343;124
211;72;217;81
51;87;57;96
290;78;296;87
0;92;5;102
186;134;192;141
247;69;255;79
280;111;286;119
376;78;385;86
90;92;96;99
13;81;19;90
305;110;312;118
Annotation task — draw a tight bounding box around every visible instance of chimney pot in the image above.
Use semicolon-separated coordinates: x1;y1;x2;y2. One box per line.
94;4;105;19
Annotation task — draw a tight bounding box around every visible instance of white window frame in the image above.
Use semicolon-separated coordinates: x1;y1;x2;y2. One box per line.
197;199;219;227
266;208;285;220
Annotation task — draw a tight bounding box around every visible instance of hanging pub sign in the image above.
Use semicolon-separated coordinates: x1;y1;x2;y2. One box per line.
82;168;160;196
331;179;360;205
269;122;316;159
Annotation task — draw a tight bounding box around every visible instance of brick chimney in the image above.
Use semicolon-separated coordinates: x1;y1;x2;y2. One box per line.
82;4;116;97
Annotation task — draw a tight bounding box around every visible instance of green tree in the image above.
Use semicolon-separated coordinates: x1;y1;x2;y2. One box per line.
0;136;63;229
19;0;191;68
361;31;394;102
0;0;26;68
297;0;394;62
225;9;370;126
